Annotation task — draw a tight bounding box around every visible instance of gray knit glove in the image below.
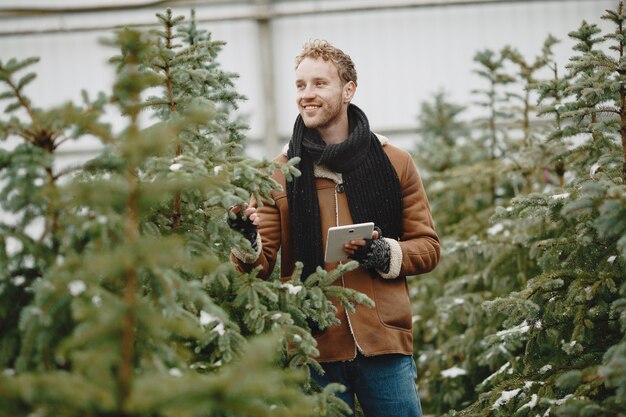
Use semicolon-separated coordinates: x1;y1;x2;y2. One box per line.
349;235;391;273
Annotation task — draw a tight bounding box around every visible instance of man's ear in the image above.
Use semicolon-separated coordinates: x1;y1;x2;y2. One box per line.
343;81;356;103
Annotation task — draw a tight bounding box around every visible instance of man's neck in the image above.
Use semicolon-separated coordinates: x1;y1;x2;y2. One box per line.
318;112;350;145
318;128;347;145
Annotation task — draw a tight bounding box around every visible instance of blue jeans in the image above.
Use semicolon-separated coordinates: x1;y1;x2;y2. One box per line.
311;352;423;417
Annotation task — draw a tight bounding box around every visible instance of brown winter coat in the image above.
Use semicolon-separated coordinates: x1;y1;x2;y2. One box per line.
231;138;440;362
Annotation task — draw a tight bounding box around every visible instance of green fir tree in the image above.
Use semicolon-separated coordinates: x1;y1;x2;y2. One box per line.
411;2;625;417
0;10;373;417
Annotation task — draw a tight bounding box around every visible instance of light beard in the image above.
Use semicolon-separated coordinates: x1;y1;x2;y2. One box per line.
300;101;343;130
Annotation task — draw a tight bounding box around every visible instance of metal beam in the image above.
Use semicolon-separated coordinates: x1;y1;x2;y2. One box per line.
255;0;279;156
0;0;596;37
54;118;560;158
0;0;239;15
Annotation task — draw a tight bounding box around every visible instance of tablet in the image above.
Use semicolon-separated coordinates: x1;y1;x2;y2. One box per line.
324;222;375;263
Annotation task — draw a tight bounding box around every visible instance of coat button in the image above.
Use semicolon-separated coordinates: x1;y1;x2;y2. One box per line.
336;183;345;193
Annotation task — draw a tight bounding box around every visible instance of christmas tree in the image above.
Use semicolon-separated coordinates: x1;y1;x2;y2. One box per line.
0;9;372;417
411;2;625;416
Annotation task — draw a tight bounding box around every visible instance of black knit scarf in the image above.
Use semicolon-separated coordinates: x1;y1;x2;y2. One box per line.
286;104;403;278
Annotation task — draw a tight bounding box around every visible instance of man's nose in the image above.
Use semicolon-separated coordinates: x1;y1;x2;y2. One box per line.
300;85;316;99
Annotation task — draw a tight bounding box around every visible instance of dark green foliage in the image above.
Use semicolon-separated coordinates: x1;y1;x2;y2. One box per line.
0;9;369;417
412;2;626;416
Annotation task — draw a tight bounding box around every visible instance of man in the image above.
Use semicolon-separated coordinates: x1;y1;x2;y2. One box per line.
229;39;440;416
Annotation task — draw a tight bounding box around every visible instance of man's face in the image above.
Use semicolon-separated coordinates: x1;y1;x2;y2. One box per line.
295;57;349;130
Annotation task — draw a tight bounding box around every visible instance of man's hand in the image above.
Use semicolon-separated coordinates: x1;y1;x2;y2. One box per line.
344;227;391;273
228;204;260;249
342;228;379;256
229;204;261;226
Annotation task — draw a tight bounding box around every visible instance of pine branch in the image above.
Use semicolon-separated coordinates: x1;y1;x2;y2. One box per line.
0;58;41;134
618;0;626;181
156;8;183;229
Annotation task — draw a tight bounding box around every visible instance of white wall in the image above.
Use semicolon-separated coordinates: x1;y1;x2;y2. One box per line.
272;0;611;147
0;0;613;159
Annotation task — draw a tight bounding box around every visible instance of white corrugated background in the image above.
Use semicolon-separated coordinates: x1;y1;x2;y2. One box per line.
272;1;610;137
0;0;613;159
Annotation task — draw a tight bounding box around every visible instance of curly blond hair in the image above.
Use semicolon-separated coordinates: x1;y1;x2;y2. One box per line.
295;39;357;86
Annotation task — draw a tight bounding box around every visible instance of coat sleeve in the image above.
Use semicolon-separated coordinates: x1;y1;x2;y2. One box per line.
230;188;283;281
384;151;440;278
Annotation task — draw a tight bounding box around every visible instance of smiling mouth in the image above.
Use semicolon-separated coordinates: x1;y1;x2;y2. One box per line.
303;105;320;110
